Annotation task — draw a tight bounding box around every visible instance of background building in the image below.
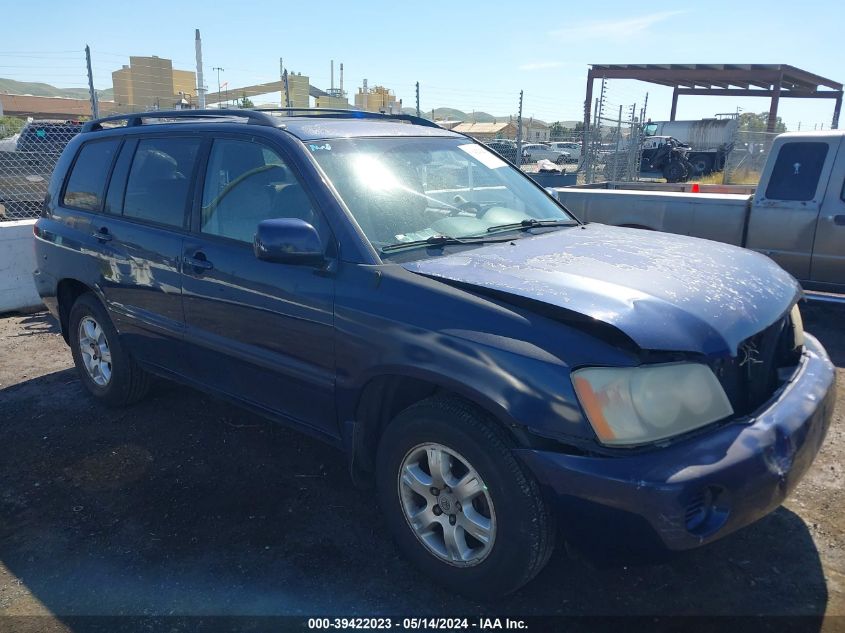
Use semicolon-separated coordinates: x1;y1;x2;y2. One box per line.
355;85;400;113
112;56;196;110
453;121;518;140
282;72;310;108
315;94;349;108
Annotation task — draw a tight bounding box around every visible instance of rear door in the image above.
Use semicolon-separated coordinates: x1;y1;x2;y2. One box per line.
745;138;839;281
809;136;845;288
181;134;336;437
93;134;204;372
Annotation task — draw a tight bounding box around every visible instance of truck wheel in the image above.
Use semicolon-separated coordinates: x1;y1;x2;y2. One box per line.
663;160;687;183
68;293;150;406
376;395;555;598
689;154;713;176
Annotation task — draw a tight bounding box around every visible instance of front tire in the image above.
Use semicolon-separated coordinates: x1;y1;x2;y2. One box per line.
68;292;150;406
376;395;555;598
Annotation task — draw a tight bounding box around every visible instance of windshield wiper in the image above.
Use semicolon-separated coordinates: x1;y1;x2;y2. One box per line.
486;218;577;233
381;234;514;253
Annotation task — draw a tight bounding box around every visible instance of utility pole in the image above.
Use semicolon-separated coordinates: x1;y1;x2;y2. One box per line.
195;30;206;109
283;70;291;108
415;82;420;118
213;67;224;108
515;90;524;168
279;58;284;107
85;45;99;119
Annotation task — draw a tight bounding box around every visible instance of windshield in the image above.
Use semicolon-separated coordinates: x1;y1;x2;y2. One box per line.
307;137;575;253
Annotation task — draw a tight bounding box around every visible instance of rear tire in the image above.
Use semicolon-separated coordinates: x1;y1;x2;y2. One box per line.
663;159;688;183
68;292;150;406
376;395;555;598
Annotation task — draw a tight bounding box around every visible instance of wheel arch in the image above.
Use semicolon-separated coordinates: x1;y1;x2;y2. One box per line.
346;370;535;486
56;278;98;342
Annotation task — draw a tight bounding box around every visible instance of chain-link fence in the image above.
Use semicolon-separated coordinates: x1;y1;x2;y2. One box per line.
721;130;780;185
0;118;81;220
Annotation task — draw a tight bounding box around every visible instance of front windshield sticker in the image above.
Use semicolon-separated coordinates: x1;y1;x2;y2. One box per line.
309;143;332;152
457;143;507;169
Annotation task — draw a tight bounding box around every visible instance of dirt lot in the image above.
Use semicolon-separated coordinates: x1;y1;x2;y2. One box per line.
0;304;843;627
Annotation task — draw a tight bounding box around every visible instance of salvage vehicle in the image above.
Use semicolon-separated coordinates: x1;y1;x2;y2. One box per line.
643;115;738;175
33;109;835;598
556;130;845;296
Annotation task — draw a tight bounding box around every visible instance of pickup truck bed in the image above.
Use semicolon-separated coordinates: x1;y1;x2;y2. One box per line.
555;188;752;247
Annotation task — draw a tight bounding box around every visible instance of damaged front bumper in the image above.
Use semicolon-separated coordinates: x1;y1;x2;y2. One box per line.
515;333;836;552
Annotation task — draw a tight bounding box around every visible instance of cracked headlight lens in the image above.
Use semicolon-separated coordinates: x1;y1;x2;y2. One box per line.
572;363;734;446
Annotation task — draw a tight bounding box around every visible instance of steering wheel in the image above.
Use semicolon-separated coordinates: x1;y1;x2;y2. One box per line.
447;198;483;217
208;164;288;211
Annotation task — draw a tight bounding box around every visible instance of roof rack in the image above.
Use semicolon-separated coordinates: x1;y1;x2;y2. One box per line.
81;109;278;132
81;107;442;133
252;107;441;129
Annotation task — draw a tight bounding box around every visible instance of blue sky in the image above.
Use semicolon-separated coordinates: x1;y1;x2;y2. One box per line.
2;0;844;129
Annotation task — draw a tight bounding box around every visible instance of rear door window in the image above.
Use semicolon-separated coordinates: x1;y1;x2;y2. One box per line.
765;142;829;201
123;137;201;228
62;139;121;211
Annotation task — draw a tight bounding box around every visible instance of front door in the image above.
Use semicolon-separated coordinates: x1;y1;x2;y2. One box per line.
810;137;845;289
181;135;336;437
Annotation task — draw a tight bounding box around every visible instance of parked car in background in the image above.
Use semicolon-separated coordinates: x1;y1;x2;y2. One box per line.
548;141;581;162
521;142;569;164
33;109;834;599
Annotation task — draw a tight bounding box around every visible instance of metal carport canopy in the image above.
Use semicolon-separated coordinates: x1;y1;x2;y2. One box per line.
583;64;843;133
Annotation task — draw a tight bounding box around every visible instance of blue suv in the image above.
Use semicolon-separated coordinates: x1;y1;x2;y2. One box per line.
33;109;835;598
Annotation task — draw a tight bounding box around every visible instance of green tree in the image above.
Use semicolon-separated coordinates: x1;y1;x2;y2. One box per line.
0;115;25;139
240;94;255;109
549;121;565;139
738;111;787;133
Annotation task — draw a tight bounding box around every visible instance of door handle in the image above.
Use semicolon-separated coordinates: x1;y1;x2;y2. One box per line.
91;227;112;241
184;254;213;272
833;214;845;226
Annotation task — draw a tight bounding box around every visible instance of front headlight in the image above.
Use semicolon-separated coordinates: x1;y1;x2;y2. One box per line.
571;363;733;447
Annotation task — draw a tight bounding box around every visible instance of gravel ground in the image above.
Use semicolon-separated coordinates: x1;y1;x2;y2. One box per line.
0;304;843;625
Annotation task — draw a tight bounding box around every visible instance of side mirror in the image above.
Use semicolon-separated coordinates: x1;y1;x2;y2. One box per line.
254;218;324;265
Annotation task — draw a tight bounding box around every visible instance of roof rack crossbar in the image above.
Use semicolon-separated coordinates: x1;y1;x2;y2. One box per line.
252;107;441;129
82;109;278;132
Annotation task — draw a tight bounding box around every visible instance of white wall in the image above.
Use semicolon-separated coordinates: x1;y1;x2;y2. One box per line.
0;219;42;313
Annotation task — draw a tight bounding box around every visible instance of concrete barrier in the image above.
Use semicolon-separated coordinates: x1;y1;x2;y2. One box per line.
0;219;42;313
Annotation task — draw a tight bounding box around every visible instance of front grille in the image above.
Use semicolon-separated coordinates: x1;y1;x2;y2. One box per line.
713;313;801;416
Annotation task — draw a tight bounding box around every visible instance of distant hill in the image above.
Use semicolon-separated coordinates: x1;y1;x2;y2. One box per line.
402;107;579;128
403;107;501;123
0;78;114;101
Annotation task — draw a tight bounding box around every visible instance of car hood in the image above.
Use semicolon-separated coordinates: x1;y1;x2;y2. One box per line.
401;224;801;356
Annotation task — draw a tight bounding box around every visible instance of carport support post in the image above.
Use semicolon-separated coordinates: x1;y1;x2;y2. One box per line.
670;86;679;121
767;72;783;133
832;92;842;130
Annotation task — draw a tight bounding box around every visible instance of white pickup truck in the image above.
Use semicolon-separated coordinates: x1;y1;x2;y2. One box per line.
555;131;845;295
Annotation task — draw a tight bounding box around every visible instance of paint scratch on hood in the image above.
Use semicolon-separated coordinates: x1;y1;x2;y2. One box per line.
402;224;800;356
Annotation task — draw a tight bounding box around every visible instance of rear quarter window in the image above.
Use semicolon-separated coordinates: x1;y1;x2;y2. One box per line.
62;139;121;211
765;142;829;202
